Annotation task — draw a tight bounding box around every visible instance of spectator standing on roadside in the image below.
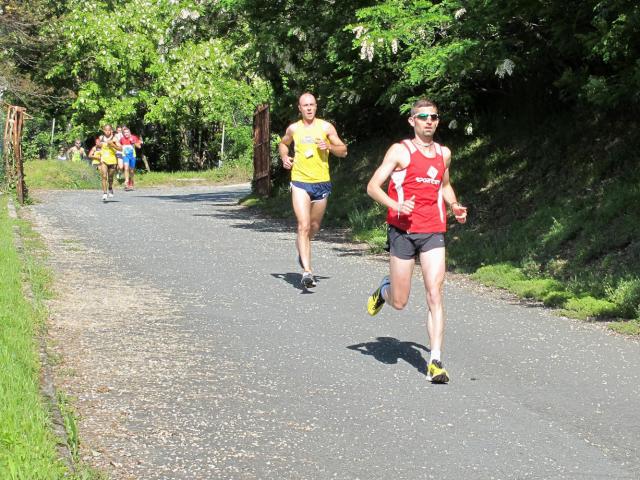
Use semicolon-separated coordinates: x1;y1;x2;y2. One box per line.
66;139;87;163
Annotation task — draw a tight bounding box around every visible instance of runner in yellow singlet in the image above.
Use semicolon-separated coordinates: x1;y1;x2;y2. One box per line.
88;137;102;169
279;92;348;289
66;139;87;163
98;124;122;202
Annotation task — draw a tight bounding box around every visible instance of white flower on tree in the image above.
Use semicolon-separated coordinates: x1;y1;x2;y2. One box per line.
352;26;366;39
360;39;374;62
495;58;515;78
391;38;399;54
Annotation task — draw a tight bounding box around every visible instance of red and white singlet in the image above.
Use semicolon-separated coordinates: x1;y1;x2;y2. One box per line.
386;139;447;233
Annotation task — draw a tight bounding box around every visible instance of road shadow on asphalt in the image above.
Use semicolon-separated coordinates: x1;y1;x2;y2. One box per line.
143;192;371;259
347;337;429;375
142;191;244;204
201;210;371;258
271;272;331;294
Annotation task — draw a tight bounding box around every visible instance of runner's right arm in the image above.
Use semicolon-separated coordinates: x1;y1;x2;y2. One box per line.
279;124;295;170
366;143;415;216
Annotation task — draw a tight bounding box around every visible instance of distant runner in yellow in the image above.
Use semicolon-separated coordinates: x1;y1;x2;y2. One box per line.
98;124;122;202
88;137;102;169
279;92;348;288
66;139;86;163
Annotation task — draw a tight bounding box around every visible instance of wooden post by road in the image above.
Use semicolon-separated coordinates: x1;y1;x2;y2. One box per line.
253;104;271;196
2;104;29;204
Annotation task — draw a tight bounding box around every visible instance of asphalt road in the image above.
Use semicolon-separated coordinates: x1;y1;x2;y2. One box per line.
31;184;640;480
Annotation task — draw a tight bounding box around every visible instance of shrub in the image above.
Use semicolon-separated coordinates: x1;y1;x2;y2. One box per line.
606;278;640;319
563;296;619;320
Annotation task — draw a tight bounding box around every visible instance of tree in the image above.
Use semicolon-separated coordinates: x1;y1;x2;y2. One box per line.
47;0;271;169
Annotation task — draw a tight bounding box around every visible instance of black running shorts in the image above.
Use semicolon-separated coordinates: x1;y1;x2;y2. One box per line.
386;225;445;260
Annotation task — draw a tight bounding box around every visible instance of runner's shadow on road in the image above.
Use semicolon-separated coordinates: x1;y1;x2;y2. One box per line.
347;337;429;375
271;273;331;294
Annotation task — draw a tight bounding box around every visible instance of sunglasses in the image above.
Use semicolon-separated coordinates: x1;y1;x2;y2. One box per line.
413;113;440;121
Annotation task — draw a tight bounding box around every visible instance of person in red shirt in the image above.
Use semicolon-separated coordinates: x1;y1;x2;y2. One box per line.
120;126;143;190
365;98;467;384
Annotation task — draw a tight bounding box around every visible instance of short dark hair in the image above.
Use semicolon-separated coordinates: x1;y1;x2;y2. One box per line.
410;98;438;116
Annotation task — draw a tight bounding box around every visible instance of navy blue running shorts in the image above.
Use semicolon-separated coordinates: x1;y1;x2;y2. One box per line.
386;225;445;260
291;181;332;202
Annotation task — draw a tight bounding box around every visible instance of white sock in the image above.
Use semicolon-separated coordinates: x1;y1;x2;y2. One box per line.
430;350;441;363
381;284;390;301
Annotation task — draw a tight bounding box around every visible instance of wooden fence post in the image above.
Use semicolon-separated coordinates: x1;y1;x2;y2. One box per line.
252;104;271;196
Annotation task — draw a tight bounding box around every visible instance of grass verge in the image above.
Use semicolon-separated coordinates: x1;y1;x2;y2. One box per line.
135;159;252;187
0;194;69;478
24;158;252;191
470;264;639;334
1;195;107;478
24;160;101;190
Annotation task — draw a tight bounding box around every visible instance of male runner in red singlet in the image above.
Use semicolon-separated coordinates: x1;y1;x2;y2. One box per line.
365;98;467;383
279;92;348;289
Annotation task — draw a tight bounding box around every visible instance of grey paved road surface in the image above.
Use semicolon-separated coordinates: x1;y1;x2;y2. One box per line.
30;184;640;480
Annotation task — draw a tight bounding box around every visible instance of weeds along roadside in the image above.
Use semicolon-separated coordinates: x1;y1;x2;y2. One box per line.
0;194;106;479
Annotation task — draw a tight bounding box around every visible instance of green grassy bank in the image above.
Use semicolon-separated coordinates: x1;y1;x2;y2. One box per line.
0;195;105;479
24;160;101;190
0;194;68;478
447;113;640;334
24;159;252;190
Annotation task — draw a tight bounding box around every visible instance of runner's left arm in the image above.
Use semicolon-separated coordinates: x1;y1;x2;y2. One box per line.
321;122;347;158
440;147;467;224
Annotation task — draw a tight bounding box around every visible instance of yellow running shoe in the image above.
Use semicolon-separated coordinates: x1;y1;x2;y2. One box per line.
427;360;449;383
367;276;390;316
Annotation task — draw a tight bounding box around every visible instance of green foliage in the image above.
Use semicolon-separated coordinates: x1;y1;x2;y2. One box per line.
57;393;79;461
606;279;640;319
472;264;526;289
471;264;625;320
43;0;272;170
562;296;619;320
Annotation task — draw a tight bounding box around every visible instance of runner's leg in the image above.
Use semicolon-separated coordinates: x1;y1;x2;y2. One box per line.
99;163;108;193
292;185;313;272
386;255;415;310
107;165;115;193
419;247;446;357
308;197;328;265
124;163;130;188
